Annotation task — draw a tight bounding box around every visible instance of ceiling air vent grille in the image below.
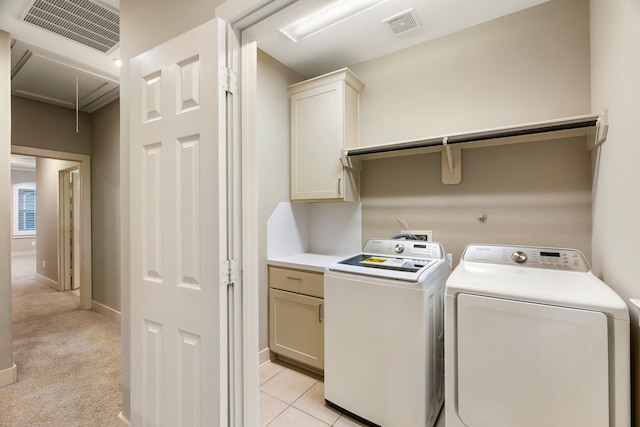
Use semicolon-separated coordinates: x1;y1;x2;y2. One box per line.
383;9;420;35
22;0;119;53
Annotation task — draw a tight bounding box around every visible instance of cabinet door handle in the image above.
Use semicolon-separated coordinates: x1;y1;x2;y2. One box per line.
286;276;302;281
319;304;323;323
337;177;342;196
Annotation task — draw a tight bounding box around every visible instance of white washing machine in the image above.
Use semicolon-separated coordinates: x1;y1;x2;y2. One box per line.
445;244;630;427
325;238;450;427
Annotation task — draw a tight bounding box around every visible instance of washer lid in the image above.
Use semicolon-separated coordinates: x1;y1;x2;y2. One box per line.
326;238;446;282
328;254;438;282
446;244;629;320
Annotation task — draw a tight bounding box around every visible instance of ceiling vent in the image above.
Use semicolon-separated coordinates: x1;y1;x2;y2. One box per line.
382;9;421;35
21;0;119;53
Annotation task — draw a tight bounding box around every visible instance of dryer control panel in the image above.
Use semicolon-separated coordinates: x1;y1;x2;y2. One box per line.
462;244;589;272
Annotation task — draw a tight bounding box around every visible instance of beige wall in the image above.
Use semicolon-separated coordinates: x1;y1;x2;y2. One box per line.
90;99;120;311
0;30;14;378
35;158;79;288
351;0;590;146
361;138;592;264
590;0;640;422
120;0;222;61
350;0;592;264
11;96;91;155
257;50;303;350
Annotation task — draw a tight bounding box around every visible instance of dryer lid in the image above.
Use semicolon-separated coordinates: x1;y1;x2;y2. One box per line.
461;244;590;272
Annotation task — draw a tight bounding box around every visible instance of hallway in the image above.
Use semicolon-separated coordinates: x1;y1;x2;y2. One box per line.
0;256;121;426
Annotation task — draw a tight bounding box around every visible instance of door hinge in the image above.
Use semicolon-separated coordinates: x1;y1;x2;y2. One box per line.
220;66;238;94
221;259;241;286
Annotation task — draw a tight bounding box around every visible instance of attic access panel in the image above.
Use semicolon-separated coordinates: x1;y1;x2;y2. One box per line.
21;0;119;53
11;42;119;113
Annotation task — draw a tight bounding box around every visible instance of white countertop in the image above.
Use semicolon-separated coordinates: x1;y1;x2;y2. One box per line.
268;253;346;273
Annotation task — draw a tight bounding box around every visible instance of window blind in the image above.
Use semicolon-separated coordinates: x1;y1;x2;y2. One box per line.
17;188;36;232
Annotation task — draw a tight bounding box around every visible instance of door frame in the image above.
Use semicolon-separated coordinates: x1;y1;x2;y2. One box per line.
215;1;337;424
59;166;81;292
12;145;92;309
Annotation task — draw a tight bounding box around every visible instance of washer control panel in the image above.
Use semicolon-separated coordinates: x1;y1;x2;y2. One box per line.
462;244;589;272
362;239;443;260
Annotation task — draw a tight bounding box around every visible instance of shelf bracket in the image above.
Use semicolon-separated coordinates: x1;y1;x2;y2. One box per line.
340;149;361;171
588;109;609;150
441;137;461;184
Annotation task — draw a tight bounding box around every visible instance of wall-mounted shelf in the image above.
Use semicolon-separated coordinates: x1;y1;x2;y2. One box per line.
342;112;608;184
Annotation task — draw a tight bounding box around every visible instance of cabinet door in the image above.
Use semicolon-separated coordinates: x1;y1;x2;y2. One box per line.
269;289;324;370
290;82;344;201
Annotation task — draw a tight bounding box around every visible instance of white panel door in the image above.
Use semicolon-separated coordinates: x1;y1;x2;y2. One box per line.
130;19;228;427
456;293;609;427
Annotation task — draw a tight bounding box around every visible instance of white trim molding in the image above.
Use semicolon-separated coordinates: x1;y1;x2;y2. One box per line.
0;363;17;388
92;300;121;323
11;250;36;257
259;347;272;366
117;412;130;427
11;145;93;310
35;272;59;291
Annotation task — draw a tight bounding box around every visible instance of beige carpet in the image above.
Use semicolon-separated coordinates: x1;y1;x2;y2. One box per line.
0;256;122;427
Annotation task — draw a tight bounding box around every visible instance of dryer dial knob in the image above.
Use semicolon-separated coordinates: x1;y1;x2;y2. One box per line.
512;251;528;263
394;243;405;253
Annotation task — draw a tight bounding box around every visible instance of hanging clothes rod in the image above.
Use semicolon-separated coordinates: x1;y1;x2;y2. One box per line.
346;114;602;158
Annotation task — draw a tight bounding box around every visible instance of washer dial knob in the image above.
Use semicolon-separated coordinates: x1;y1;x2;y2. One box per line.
394;243;405;254
512;251;528;263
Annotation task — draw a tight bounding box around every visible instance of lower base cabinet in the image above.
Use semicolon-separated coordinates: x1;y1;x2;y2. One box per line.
268;265;324;370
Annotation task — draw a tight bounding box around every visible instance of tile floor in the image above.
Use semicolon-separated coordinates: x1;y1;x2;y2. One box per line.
259;360;445;427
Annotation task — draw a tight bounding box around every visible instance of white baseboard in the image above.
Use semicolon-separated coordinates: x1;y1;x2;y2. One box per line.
259;347;272;366
35;273;59;291
92;300;121;323
11;250;36;257
0;363;17;388
117;412;130;426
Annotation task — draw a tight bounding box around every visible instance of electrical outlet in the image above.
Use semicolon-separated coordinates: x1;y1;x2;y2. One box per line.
401;229;433;241
42;260;45;268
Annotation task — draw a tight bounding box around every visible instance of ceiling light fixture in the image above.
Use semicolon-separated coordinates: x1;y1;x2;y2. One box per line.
280;0;389;43
113;59;122;67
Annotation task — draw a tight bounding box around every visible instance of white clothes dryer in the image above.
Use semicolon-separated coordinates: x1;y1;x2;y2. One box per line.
445;244;630;427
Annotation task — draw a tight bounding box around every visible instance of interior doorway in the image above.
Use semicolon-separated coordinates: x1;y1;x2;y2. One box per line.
59;167;81;292
11;145;92;310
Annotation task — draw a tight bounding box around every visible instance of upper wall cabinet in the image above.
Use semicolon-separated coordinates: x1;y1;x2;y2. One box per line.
289;68;364;202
